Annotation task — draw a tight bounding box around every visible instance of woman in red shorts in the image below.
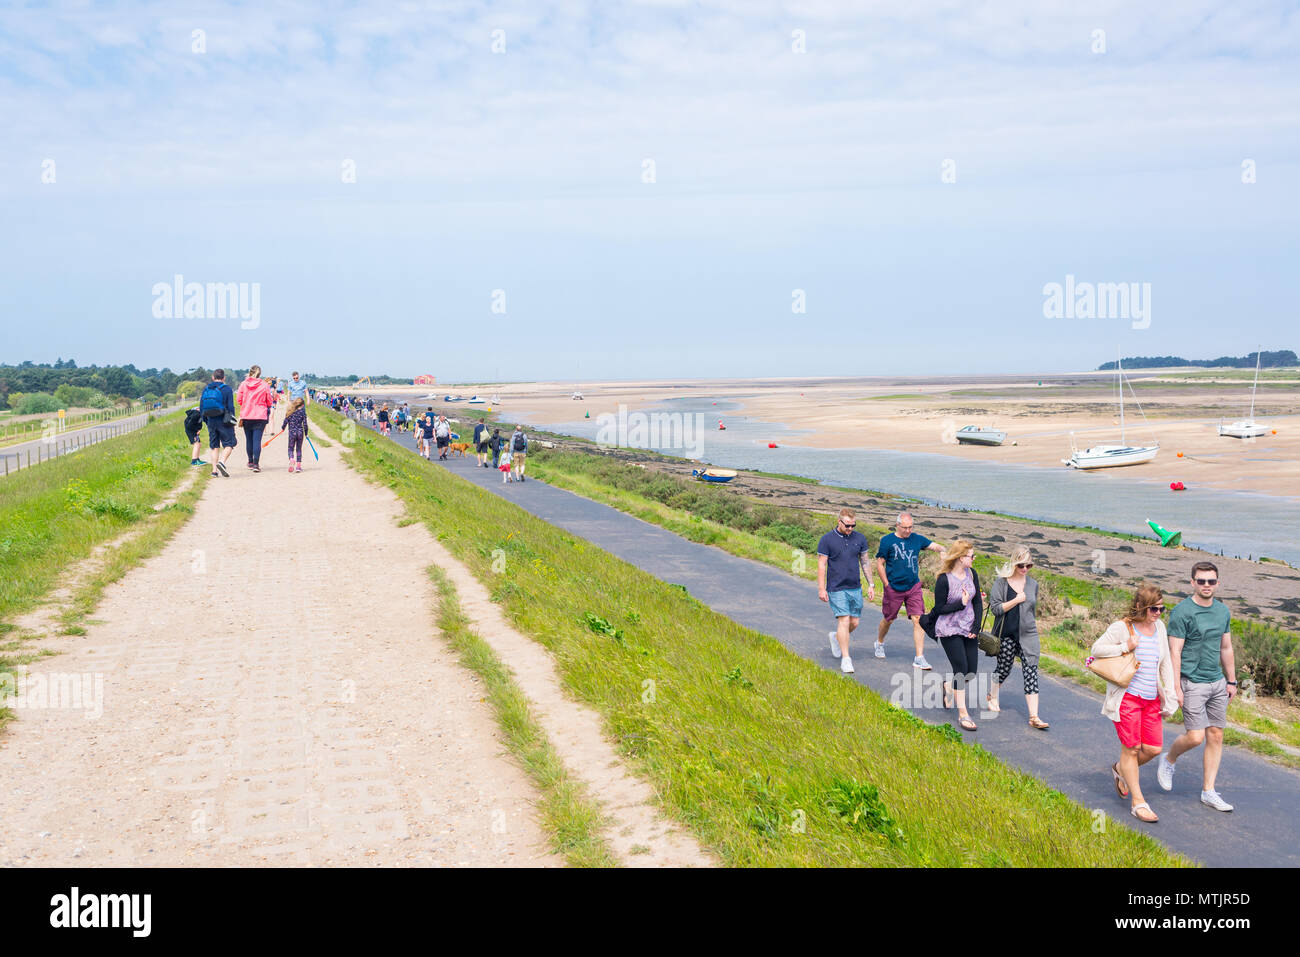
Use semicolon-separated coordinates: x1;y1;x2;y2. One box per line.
1090;583;1177;823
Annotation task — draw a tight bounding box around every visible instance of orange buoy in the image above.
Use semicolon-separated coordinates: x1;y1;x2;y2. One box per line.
1177;452;1183;457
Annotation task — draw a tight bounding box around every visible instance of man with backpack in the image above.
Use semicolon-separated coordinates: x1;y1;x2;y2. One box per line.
472;421;489;467
510;425;528;482
184;403;207;467
199;369;237;477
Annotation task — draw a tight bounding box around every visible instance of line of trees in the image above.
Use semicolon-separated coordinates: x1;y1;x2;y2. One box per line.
1098;350;1296;371
0;359;222;412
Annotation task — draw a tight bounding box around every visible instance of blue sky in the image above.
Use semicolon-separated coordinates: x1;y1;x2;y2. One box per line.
1;1;1296;380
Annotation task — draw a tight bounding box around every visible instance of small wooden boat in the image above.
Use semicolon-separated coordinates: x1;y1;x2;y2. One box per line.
692;468;737;483
955;425;1006;446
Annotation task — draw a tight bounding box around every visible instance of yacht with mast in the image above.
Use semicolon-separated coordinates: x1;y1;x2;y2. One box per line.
1063;353;1159;469
1218;349;1269;439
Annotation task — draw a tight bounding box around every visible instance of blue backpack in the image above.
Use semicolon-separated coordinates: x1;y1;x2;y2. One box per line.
200;382;225;417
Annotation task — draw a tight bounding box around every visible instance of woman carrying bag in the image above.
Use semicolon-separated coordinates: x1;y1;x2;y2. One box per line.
1089;583;1177;824
986;546;1048;730
932;540;983;732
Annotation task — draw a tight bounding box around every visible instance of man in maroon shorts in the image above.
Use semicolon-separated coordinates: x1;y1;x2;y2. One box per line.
874;512;944;670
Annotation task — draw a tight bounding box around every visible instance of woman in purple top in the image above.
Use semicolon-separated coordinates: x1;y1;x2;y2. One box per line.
931;540;983;731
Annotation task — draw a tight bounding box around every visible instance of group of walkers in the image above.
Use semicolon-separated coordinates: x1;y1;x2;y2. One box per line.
186;367;312;476
817;508;1238;821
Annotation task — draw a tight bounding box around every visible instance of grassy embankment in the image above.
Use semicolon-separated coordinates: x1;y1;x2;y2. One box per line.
312;404;1185;867
0;411;203;729
516;445;1300;766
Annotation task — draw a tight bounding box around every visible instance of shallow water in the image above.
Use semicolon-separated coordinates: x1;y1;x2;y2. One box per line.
524;397;1300;566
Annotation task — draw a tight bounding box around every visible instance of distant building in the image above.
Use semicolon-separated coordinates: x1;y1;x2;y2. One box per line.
413;374;437;385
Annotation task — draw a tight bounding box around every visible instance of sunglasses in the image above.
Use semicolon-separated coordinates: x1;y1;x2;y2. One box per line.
841;521;856;528
1194;578;1218;586
1016;563;1034;569
1147;605;1165;614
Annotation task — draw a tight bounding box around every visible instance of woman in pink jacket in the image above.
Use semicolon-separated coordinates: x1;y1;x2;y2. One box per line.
235;364;274;472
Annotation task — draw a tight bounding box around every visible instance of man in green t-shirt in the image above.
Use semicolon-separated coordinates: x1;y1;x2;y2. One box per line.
1157;561;1237;812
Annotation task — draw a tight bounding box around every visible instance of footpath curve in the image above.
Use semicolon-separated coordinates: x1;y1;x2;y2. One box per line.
370;418;1300;867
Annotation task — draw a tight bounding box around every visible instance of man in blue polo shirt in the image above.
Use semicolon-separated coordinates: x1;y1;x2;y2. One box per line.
817;508;876;674
287;371;308;403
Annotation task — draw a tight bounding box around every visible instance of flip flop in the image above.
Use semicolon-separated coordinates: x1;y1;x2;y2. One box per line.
958;716;977;732
985;694;1001;713
1111;763;1129;799
942;682;954;710
1130;802;1158;823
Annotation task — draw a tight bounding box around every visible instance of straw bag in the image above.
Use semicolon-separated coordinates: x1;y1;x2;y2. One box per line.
1085;623;1140;688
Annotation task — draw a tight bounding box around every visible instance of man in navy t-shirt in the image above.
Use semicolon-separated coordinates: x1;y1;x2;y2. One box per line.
817;508;876;674
874;511;944;671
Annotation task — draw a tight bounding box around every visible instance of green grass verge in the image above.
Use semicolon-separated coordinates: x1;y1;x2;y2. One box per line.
430;568;618;867
311;404;1186;867
0;411;196;728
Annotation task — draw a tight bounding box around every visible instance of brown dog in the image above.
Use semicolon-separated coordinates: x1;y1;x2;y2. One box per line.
449;442;472;456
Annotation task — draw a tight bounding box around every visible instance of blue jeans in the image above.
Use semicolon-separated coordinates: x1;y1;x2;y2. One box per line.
242;419;267;464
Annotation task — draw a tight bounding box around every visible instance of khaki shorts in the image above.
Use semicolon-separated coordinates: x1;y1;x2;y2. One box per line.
1181;676;1228;731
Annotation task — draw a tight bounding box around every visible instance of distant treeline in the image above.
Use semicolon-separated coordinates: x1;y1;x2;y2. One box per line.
1099;350;1296;371
0;360;258;413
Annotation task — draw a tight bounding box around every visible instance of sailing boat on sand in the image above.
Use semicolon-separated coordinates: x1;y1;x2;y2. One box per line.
1063;353;1159;469
1218;349;1268;439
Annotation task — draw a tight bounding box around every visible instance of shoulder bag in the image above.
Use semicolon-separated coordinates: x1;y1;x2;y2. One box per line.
1085;622;1140;688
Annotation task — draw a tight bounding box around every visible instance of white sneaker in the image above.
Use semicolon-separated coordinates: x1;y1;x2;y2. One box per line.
873;641;885;659
1201;790;1233;812
841;656;855;674
1156;753;1174;791
913;655;932;671
828;632;841;659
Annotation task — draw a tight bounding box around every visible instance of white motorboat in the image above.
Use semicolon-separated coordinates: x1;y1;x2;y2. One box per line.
467;395;486;404
571;390;584;400
1219;349;1268;438
955;425;1006;446
1064;353;1159;469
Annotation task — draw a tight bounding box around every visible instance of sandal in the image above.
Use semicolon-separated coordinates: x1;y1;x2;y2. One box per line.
1111;763;1129;799
985;694;1001;713
958;715;977;732
942;682;954;710
1028;715;1050;730
1130;802;1158;823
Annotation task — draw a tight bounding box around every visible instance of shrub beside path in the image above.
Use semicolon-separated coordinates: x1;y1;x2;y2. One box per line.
0;444;571;865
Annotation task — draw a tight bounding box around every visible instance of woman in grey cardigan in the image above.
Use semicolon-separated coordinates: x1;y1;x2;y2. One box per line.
986;546;1049;729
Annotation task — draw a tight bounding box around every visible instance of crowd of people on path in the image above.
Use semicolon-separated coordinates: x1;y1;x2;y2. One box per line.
188;367;314;476
817;508;1239;823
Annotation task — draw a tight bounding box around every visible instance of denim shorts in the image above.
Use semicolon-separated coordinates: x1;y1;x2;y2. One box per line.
828;588;864;618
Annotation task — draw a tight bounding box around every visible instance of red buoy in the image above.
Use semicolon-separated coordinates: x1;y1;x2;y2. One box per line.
768;442;778;448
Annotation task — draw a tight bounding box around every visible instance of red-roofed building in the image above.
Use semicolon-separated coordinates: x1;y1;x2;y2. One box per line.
413;374;437;385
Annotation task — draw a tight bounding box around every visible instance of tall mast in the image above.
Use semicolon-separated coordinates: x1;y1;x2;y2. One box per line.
1118;349;1126;444
1249;348;1261;420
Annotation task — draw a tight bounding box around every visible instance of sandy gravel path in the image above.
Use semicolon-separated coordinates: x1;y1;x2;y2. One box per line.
0;440;560;866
